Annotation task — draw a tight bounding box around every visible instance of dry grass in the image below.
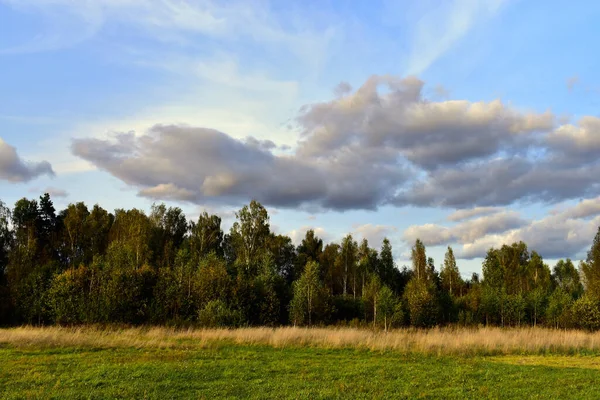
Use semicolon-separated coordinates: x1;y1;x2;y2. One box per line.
1;325;599;356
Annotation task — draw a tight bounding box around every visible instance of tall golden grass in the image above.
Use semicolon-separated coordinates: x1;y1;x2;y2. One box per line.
0;325;598;356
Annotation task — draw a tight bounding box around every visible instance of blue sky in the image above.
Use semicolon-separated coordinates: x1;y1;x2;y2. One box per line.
2;0;600;276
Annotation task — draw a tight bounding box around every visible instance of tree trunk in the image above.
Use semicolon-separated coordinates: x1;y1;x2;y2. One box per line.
343;250;348;296
373;298;377;329
362;274;365;298
307;286;312;327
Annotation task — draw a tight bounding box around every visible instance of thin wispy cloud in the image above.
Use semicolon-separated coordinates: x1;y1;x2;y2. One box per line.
0;0;104;54
567;75;580;92
0;0;337;65
404;0;508;75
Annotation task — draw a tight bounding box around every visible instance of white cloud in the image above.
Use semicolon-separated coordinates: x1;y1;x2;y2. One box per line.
0;0;104;54
70;74;600;211
460;213;600;259
567;75;579;91
0;137;54;182
44;187;68;198
43;77;299;177
352;224;398;246
288;226;330;245
547;117;600;160
447;206;501;222
404;198;600;259
28;186;68;198
557;197;600;220
404;0;508;75
138;52;300;102
404;210;526;247
139;183;195;202
0;0;337;67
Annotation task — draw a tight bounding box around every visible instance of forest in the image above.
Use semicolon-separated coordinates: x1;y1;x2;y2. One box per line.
1;193;599;330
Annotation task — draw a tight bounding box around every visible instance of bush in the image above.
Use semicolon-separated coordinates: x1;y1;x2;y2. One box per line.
546;288;573;329
331;296;364;323
198;300;243;328
571;296;600;331
48;268;86;324
504;294;526;327
102;265;157;324
404;279;439;328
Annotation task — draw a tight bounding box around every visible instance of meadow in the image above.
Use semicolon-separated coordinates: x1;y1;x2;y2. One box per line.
2;326;600;399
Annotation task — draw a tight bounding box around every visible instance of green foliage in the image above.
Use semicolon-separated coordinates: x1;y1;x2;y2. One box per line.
110;208;152;268
61;202;90;267
404;278;439;328
411;239;427;281
254;255;287;326
295;229;323;283
378;285;403;330
553;259;583;299
503;293;526;327
151;249;197;323
320;243;340;294
6;193;600;331
195;253;232;308
267;233;297;284
378;238;396;289
290;260;330;326
197;300;243;328
149;204;188;269
230;200;270;271
572;296;600;331
48;267;87;324
481;287;501;326
456;282;481;327
332;296;364;323
582;228;600;299
527;286;548;327
11;264;54;325
101;265;157;324
189;212;223;261
0;201;12;324
441;246;463;297
338;235;358;297
86;205;113;260
546;288;573;329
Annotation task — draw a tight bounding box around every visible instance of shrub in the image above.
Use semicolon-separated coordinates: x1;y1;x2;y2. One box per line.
198;300;243;328
48;267;86;324
546;288;573;329
404;279;439;328
571;296;600;331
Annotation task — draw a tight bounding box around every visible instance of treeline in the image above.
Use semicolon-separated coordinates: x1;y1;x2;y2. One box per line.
2;194;600;330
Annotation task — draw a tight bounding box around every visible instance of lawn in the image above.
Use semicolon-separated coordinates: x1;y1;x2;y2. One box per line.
1;327;600;399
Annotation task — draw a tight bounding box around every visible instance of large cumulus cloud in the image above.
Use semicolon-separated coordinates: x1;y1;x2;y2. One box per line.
0;138;54;182
72;125;409;210
72;75;600;211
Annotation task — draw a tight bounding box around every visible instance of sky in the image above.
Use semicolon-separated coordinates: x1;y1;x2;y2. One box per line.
2;0;600;277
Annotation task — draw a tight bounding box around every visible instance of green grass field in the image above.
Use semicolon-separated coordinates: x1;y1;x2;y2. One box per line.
2;342;600;399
